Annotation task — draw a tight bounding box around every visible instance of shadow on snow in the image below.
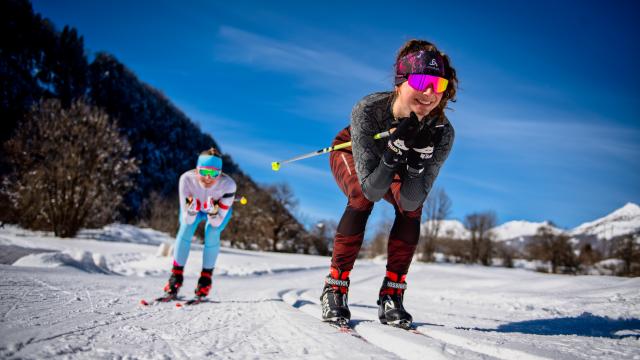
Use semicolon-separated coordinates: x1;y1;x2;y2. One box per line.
469;312;640;339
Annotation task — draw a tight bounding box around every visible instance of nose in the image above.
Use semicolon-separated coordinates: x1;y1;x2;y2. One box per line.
422;86;434;96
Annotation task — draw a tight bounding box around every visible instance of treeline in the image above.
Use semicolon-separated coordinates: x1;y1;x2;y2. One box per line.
365;189;640;277
1;0;328;254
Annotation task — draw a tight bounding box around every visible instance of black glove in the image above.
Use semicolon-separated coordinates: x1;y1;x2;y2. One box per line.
406;117;444;178
383;112;421;169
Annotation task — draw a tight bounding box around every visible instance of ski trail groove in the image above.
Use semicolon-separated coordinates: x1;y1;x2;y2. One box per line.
291;288;503;360
299;289;550;360
2;288;30;320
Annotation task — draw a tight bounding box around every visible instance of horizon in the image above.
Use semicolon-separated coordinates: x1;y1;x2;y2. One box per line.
426;201;640;228
30;1;640;234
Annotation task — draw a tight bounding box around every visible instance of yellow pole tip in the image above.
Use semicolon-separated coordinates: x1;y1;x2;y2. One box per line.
271;162;281;171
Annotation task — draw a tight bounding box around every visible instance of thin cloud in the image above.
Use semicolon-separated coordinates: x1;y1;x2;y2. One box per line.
454;109;640;164
442;172;511;194
215;26;387;87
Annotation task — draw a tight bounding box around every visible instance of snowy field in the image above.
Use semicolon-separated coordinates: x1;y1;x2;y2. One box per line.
0;224;639;359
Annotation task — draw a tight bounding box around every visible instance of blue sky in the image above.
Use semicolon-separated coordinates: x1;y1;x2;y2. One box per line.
32;0;640;233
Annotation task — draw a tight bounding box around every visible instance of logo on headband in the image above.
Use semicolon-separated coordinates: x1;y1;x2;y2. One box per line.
396;50;445;79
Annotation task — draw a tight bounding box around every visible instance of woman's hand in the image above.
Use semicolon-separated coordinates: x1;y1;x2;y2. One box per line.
182;197;199;224
406;118;443;178
204;196;220;217
383;112;421;169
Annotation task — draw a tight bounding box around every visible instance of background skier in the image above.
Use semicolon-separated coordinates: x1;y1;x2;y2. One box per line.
163;148;237;300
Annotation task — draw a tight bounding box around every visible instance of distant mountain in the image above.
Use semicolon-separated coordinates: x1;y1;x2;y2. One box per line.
491;220;563;242
420;203;640;245
570;203;640;240
421;219;469;239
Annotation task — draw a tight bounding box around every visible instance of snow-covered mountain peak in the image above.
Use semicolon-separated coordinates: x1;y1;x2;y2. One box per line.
570;202;640;240
491;220;563;242
420;219;469;239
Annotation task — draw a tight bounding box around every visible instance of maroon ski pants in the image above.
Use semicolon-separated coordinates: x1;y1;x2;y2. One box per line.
329;127;422;275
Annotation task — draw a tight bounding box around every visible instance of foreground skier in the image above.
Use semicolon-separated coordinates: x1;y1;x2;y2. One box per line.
162;148;236;301
321;39;458;328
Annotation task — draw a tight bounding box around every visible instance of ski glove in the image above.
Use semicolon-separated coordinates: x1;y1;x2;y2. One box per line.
203;196;220;216
406;117;444;178
182;197;199;224
383;112;421;169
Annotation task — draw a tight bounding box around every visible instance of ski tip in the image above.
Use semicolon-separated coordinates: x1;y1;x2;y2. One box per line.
140;299;150;306
175;302;183;308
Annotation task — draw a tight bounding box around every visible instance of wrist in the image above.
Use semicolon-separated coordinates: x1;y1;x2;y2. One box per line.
406;164;424;178
383;148;403;169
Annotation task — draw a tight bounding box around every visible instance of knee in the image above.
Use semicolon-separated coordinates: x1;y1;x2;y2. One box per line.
204;240;220;250
348;194;374;212
400;206;422;220
336;205;373;236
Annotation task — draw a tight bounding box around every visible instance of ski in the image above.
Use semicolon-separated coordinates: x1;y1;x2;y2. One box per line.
325;319;367;342
381;319;412;330
382;322;429;337
406;326;430;337
176;296;208;307
139;294;180;306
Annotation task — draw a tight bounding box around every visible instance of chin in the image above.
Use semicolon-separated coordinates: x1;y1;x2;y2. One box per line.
412;109;429;118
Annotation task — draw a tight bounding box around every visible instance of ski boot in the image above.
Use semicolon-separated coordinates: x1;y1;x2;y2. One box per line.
377;271;412;329
320;267;351;325
163;264;184;297
194;268;213;297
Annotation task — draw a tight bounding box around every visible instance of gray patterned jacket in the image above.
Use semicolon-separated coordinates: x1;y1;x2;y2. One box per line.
350;92;455;211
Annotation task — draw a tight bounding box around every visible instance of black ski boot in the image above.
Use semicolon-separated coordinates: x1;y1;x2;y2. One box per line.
320;267;351;324
163;264;184;296
377;271;412;329
194;268;213;297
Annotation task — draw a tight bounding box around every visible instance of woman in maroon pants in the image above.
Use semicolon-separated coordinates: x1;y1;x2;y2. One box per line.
321;39;458;329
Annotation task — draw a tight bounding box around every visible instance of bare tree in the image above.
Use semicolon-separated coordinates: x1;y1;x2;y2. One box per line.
496;243;515;268
367;219;392;258
612;234;640;276
264;183;299;252
139;192;179;236
3;99;138;237
309;219;337;256
526;226;577;274
578;243;602;268
222;174;273;250
420;188;451;262
464;211;496;265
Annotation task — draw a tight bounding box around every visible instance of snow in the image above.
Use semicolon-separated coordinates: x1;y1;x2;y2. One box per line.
421;219;470;239
421;203;640;243
1;224;639;359
491;220;563;242
571;203;640;240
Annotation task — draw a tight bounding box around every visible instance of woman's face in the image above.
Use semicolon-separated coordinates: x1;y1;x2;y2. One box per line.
197;172;218;188
394;81;443;119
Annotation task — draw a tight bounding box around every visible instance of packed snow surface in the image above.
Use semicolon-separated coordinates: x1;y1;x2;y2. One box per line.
1;224;639;359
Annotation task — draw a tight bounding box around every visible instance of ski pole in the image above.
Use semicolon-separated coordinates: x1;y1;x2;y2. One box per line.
186;196;248;209
271;128;395;171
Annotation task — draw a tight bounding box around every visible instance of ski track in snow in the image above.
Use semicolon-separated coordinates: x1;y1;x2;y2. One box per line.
1;225;639;359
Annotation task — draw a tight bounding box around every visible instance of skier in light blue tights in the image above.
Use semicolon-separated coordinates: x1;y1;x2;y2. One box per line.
163;148;237;298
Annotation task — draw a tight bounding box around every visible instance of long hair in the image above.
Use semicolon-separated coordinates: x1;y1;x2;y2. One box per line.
393;39;458;119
